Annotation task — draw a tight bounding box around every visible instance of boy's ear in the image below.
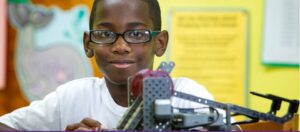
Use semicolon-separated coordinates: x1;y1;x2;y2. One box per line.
154;30;169;57
83;31;94;58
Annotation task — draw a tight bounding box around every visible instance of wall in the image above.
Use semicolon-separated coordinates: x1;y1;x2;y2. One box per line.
1;0;299;128
157;0;299;116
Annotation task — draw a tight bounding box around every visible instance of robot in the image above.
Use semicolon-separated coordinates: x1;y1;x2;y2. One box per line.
117;61;299;131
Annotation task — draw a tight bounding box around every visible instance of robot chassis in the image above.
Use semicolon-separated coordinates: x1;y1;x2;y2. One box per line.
116;61;299;131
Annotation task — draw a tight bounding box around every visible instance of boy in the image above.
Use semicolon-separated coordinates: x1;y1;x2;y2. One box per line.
0;0;215;130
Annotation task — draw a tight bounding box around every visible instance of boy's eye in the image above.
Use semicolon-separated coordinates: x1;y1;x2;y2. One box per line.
129;31;144;38
97;31;114;38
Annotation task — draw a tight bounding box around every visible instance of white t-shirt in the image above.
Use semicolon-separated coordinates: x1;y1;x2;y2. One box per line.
0;77;213;130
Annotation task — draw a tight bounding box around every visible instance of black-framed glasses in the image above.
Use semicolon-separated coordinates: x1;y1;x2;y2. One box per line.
89;29;160;45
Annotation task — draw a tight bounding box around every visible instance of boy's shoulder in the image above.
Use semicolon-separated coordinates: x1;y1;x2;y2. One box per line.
172;77;205;89
55;77;105;93
172;77;213;100
62;77;103;85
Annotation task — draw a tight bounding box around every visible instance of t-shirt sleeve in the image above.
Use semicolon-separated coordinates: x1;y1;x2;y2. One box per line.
0;91;61;130
172;77;214;108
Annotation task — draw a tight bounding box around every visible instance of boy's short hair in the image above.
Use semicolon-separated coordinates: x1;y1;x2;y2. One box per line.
89;0;162;31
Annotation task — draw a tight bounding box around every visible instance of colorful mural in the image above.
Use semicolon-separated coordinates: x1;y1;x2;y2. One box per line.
8;2;93;101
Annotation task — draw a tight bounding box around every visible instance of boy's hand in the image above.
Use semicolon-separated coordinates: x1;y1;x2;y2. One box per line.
65;117;103;131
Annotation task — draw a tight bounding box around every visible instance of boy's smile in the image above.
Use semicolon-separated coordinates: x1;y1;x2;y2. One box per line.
108;59;135;69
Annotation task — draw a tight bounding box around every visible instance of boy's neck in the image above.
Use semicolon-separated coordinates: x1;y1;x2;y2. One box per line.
104;78;129;107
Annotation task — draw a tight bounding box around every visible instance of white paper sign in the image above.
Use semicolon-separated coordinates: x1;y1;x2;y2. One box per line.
262;0;299;66
0;0;6;89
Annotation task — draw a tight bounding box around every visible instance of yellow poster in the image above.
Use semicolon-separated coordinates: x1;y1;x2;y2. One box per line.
170;11;248;106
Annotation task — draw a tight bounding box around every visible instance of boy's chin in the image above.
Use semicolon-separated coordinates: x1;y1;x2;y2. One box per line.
105;77;129;86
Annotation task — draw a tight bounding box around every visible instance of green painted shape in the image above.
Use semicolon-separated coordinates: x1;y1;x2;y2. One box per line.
8;0;29;4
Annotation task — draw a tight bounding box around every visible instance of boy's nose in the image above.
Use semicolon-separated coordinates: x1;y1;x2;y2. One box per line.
111;36;131;55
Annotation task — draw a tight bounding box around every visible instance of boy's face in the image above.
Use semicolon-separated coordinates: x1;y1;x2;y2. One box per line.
84;0;168;85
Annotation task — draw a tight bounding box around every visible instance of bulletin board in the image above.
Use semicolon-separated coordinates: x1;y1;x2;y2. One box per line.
168;10;249;106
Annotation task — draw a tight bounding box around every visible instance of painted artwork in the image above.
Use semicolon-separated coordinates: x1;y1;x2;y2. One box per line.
8;3;93;101
0;0;6;90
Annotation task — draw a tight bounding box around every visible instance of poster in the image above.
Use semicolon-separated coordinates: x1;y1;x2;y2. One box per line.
169;10;248;106
0;0;6;89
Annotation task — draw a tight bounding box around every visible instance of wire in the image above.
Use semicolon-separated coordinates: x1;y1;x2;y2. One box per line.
171;106;220;129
